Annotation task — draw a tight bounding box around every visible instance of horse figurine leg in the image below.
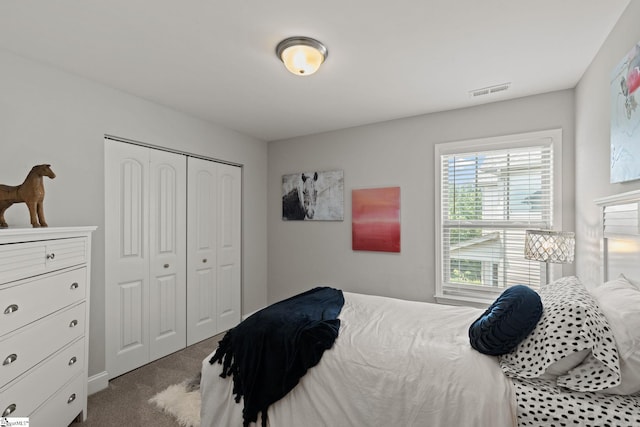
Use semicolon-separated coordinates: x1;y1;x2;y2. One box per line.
36;201;48;227
0;202;10;228
26;201;41;228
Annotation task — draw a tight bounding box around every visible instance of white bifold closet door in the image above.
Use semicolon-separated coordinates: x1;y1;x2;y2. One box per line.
187;157;241;346
105;140;241;379
105;142;187;378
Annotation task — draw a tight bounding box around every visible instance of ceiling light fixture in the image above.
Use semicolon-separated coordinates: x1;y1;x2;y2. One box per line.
276;36;328;76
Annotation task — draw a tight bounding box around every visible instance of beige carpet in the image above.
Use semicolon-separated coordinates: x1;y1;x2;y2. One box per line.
71;335;220;427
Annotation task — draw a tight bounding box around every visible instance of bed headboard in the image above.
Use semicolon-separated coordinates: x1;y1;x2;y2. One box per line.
595;189;640;284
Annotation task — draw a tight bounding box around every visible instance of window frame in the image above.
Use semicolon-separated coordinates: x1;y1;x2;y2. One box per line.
434;129;563;307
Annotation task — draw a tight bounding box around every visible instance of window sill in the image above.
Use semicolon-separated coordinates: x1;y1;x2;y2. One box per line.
434;292;493;309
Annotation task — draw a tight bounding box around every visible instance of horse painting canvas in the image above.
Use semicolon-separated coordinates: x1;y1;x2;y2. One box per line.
282;170;344;221
0;164;56;228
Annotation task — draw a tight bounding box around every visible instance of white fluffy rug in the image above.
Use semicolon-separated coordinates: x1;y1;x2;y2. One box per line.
149;380;201;427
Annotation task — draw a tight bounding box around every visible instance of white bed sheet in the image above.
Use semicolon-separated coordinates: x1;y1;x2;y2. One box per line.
200;291;517;427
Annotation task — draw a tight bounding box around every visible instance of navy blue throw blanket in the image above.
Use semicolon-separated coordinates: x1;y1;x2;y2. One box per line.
209;286;344;427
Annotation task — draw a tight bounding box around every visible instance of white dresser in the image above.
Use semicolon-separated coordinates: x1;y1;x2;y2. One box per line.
0;227;95;426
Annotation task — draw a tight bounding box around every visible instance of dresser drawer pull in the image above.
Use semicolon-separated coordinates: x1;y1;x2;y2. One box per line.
2;354;17;366
4;304;19;315
67;393;76;404
46;253;56;260
164;263;170;268
69;319;78;328
70;282;79;290
69;356;77;366
2;404;16;417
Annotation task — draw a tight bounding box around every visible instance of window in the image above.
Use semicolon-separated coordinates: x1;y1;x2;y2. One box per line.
435;129;562;305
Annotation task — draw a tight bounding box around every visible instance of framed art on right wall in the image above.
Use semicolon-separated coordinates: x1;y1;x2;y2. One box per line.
611;40;640;183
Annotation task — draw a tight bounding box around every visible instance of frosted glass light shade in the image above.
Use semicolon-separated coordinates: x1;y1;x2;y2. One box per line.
276;37;327;76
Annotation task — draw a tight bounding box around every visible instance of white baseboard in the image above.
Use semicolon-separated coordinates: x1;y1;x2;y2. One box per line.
88;371;109;395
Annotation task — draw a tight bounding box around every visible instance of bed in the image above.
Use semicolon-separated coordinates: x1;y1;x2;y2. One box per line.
200;190;640;426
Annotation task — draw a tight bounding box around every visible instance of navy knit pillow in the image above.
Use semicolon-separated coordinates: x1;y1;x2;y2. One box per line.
469;285;542;356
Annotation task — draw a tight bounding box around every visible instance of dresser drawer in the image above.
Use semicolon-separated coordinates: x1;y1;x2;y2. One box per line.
0;338;85;418
0;267;87;336
29;372;85;427
43;237;88;275
0;303;85;386
0;237;88;284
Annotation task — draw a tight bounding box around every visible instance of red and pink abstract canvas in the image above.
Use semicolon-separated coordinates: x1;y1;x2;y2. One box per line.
352;187;400;252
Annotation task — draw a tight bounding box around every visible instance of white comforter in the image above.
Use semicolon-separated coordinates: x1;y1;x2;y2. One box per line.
200;292;517;427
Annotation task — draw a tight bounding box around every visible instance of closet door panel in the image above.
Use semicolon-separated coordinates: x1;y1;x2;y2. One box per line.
187;157;218;345
149;150;187;360
105;142;150;378
216;163;242;332
118;279;144;351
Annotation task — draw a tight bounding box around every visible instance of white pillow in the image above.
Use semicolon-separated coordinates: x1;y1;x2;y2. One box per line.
541;349;589;378
590;275;640;395
621;273;640;290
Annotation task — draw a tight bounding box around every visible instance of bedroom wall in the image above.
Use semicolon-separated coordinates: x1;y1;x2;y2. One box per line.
0;49;268;380
575;2;640;288
268;90;576;304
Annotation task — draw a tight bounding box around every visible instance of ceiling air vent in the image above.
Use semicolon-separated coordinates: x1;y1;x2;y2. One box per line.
469;82;511;98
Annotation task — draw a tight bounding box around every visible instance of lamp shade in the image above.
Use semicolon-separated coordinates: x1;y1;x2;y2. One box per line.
276;37;327;76
524;230;575;264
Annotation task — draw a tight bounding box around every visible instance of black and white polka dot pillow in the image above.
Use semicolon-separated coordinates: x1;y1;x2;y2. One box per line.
512;377;640;427
499;276;621;392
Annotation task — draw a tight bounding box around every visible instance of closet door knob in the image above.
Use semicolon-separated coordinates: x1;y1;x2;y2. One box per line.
4;304;18;315
46;253;56;260
3;354;17;366
67;393;76;404
70;282;79;290
69;319;78;328
68;356;77;366
3;404;16;417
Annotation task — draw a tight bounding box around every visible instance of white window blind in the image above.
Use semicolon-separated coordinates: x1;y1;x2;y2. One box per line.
437;135;555;302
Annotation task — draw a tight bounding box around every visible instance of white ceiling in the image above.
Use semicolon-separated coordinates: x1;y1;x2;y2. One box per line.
0;1;630;141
